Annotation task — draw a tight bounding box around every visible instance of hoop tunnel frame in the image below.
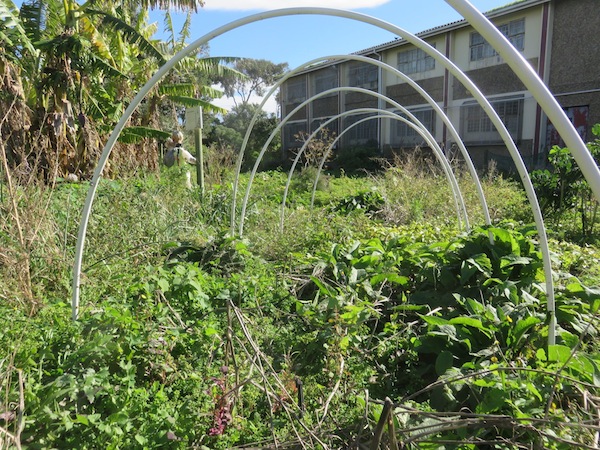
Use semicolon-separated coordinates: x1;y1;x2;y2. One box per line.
70;5;600;347
236;86;468;235
230;53;492;235
277;107;466;233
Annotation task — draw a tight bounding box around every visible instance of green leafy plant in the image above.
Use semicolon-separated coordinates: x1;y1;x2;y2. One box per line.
531;124;600;238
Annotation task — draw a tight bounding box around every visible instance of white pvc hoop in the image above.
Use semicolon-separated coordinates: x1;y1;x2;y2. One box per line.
448;0;600;201
309;113;452;210
227;16;557;342
277;107;465;233
237;85;467;235
235;83;468;235
230;54;492;234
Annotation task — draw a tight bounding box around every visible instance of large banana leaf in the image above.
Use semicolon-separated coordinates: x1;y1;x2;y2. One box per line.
86;8;166;65
158;83;196;97
166;95;227;114
158;83;224;99
0;0;36;55
18;0;44;42
119;126;170;144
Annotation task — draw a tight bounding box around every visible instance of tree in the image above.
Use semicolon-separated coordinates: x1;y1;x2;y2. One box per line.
216;58;288;108
207;103;280;168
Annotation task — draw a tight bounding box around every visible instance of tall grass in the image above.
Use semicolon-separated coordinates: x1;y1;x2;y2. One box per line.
0;148;557;310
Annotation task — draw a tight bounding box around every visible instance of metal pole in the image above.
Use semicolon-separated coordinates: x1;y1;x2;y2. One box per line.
195;127;204;195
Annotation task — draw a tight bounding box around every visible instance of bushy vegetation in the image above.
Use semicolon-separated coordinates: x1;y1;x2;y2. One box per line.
1;151;599;449
531;124;600;241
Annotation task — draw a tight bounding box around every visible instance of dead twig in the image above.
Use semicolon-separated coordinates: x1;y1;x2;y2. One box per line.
370;397;393;450
318;355;344;427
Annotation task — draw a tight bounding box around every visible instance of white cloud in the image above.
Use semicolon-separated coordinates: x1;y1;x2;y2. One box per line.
210;85;279;116
203;0;390;11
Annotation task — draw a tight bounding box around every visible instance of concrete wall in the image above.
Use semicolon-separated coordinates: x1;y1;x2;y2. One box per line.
548;0;600;141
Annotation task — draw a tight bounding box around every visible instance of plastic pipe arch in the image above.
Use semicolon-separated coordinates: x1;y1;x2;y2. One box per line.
277;106;466;233
289;110;463;228
236;86;468;236
232;53;490;235
70;4;600;347
308;112;455;211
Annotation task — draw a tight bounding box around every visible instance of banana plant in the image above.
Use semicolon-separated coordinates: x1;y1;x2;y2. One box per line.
90;7;241;142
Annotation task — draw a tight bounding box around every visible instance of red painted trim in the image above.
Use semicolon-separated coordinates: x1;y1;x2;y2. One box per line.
443;32;451;148
533;2;550;157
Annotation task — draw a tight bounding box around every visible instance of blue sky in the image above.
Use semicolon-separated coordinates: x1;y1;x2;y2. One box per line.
148;0;512;111
151;0;512;68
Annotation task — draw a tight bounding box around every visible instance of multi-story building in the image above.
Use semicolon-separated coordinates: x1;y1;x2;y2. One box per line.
279;0;600;171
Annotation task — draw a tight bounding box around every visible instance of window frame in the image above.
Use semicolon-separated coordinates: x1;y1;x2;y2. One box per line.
284;121;308;149
347;62;379;90
343;113;379;146
397;45;436;75
392;107;436;146
461;95;524;144
313;68;338;95
286;79;306;104
470;18;525;62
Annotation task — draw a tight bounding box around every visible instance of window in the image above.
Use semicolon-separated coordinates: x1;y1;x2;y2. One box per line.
461;96;523;142
348;62;378;90
470;18;525;61
284;122;307;148
397;46;436;74
311;119;338;137
310;119;339;149
313;68;338;95
546;105;589;148
343;114;378;145
286;79;306;104
394;108;435;144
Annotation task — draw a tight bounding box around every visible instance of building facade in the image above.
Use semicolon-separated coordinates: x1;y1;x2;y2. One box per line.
279;0;600;171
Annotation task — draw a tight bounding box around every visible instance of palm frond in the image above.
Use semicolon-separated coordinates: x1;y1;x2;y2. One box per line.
175;57;242;79
0;0;17;23
79;15;115;66
136;7;157;39
89;53;128;79
138;0;203;13
85;82;123;123
19;0;44;42
178;10;192;47
0;0;36;55
196;57;244;77
82;87;108;121
158;83;195;97
86;8;166;65
167;95;227;114
162;10;175;49
119;126;170;144
198;84;223;98
159;83;223;101
0;30;12;47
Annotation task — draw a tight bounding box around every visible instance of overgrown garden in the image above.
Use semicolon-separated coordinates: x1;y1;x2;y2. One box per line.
1;0;600;447
1;136;600;448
